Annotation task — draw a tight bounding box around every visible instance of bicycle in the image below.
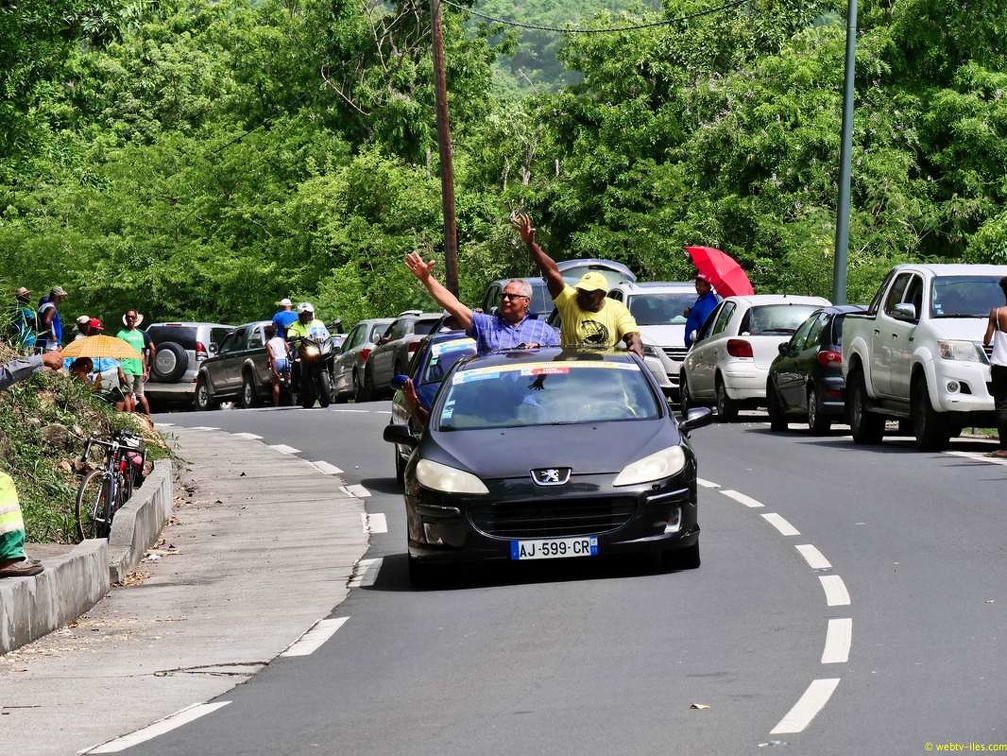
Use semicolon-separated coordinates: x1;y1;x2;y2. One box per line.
75;430;147;540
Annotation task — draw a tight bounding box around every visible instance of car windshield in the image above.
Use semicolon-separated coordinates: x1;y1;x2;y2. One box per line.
627;293;693;325
414;318;442;336
435;360;661;430
744;304;822;335
930;276;1006;318
419;338;476;384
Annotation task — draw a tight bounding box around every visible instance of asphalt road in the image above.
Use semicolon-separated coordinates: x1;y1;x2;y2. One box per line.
120;404;1007;754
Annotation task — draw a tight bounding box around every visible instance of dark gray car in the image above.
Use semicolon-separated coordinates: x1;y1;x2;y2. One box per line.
332;317;394;402
194;321;276;410
364;312;443;399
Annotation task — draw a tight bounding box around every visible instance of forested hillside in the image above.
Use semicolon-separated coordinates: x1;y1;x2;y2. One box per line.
1;0;1005;330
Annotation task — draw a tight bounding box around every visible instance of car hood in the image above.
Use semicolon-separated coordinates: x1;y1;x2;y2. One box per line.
427;419;677;479
639;324;686;347
929;318;991;341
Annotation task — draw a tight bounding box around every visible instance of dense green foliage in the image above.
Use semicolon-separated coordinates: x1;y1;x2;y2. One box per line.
2;0;1006;336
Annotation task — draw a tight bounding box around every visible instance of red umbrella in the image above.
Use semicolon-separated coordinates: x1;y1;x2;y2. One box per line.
684;246;755;297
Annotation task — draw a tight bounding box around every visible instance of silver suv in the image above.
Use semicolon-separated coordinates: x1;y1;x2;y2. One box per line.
606;281;697;400
145;321;235;409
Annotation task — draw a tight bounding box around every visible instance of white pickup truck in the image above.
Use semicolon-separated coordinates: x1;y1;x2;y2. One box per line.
842;263;1007;450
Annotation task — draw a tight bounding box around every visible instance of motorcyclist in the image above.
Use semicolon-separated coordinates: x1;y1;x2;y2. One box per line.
286;302;330;343
286;302;333;407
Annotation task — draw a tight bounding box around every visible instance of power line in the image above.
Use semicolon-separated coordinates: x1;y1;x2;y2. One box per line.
440;0;751;34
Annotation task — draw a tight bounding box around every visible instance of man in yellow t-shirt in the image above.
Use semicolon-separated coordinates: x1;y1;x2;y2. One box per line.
511;212;643;356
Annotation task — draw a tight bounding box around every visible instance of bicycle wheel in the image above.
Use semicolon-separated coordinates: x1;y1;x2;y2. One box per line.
76;470;112;540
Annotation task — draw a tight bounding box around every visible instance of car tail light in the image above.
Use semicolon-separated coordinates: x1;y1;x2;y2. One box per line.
195;341;208;360
407;341;420;355
817;350;842;367
359;348;372;362
726;339;753;358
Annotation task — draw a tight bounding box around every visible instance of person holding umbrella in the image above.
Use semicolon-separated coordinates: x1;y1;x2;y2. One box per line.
684;274;721;348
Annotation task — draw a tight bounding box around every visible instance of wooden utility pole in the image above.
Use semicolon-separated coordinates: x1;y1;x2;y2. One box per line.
430;0;459;296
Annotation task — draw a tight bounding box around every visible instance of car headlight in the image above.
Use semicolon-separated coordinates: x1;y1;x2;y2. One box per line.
613;446;687;486
937;340;984;362
415;459;489;494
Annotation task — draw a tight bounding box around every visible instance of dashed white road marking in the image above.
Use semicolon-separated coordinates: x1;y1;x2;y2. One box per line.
796;544;832;570
311;460;344;475
82;701;231;753
362;512;388;534
344;484;371;498
696;478;720;489
770;679;841;735
819;574;851;606
721;489;764;508
268;444;300;455
231;432;262;440
330;409;372;413
348;558;383;588
187;426;220;431
280;617;350;658
155;422;175;428
822;618;853;664
948;450;1007;465
762;512;800;536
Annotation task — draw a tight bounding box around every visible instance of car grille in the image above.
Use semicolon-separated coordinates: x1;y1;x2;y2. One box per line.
662;346;689;362
468;498;637;539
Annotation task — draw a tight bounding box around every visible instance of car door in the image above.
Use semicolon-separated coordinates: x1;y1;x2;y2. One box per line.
687;301;736;400
333;323;364;393
887;274;924;400
874;273;913;397
207;329;242;394
247;324;272;388
775;315;815;411
371;320;405;385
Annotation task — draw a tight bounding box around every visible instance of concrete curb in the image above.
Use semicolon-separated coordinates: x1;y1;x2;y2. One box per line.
107;459;174;584
0;539;109;655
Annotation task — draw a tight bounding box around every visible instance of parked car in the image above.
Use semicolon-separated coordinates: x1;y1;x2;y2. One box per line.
145;321;235;409
193;321;276;410
680;294;831;421
606;281;697;401
479;259;637;318
556;258;636;288
479;278;554;318
383;347;713;586
765;305;866;433
364;312;444;399
331;317;394;402
389;330;477;483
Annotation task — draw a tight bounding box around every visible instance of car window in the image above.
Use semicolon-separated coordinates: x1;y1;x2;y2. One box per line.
247;326;264;349
343;324;363;350
368;323;388;342
789;315;817;351
436;361;660;430
219;329;244;353
830;314;847;346
608;291;623;302
804;312;828;350
147;326;197;350
709;302;736;337
420;338;476;384
745;305;823;335
903;275;924;320
414;318;442;336
209;327;232;349
884;273;913;315
389;321;409;340
627;293;693;325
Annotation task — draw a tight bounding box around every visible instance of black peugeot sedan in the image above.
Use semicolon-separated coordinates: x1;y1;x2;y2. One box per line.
765;304;866;434
383;348;713;586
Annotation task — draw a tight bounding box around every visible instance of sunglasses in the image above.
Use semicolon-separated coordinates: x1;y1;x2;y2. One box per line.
500;293;529;301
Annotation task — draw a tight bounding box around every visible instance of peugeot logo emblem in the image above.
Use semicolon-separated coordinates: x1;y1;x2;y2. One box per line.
531;468;571;486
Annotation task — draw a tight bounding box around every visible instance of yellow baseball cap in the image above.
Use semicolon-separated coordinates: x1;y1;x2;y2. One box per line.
575;271;609;292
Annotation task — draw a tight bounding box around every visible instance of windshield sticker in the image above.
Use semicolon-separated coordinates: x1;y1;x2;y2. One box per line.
432;339;476;359
453;361;638;383
452;368;501;384
520;366;570;376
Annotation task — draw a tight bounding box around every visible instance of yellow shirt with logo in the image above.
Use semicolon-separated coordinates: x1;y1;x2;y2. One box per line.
553;285;638;348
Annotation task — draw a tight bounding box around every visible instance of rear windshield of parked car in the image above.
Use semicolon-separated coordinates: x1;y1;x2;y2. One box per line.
742;305;823;335
147;326;197;349
436;361;660;430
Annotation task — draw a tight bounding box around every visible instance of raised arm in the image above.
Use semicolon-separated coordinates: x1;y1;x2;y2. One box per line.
405;252;473;331
510;213;565;299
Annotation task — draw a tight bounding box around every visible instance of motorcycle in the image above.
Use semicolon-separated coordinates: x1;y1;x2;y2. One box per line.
290;331;334;408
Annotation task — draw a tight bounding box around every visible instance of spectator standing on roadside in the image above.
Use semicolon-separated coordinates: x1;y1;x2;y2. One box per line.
116;309;155;415
509;212;642;357
265;324;289;407
36;286;67;352
73;314;91;340
983;276;1007;459
0;351;64;578
683;274;720;348
272;298;298;340
11;287;37;351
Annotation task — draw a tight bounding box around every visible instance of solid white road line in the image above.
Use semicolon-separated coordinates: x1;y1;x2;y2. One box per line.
231;432;262;440
770;679;841;735
362;512;388;534
311;460;344;475
822;618;853;664
762;512;800;536
819;574;851;606
796;544;832;570
83;701;231;753
348;558;383;588
948;450;1007;465
696;478;721;489
268;444;300;455
280;617;350;658
345;484;371;498
721;489;764;508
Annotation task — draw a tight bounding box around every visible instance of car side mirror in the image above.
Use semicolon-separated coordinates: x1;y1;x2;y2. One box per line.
209;343;219;354
391;374;409;390
778;342;791;356
679;407;714;434
891;303;917;322
383;423;418;449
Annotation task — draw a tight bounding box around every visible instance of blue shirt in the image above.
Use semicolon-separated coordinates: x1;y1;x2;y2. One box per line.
685;291;720;347
468;312;559;354
272;310;299;338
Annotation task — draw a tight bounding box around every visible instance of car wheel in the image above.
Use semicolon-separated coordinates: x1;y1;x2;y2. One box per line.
151;341;188;382
241;373;258;409
848;369;884;444
807;385;831;435
766;381;788;432
365;365;378;400
318;370;332;408
354;369;371;403
662;541;700;571
715;377;738;422
194;376;218;411
912;376;950;451
680;373;694;417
